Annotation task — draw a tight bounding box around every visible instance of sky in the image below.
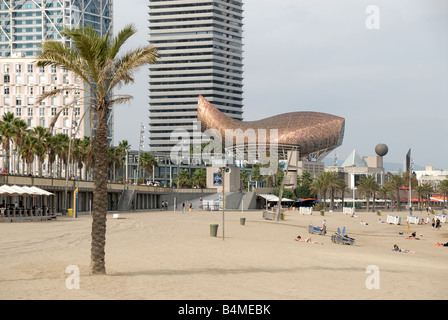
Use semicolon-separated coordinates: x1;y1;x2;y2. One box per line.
113;0;448;171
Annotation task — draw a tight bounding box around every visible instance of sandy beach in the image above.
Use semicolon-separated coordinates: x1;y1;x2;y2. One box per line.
1;208;447;300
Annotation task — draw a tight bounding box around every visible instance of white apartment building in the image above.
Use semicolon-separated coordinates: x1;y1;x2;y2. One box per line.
0;0;114;147
0;56;90;173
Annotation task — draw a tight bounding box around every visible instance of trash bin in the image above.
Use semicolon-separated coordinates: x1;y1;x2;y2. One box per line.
210;224;219;237
240;217;246;225
320;210;325;216
67;209;73;217
377;210;382;216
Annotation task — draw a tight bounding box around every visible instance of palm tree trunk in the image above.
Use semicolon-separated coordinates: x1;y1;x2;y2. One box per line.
90;109;108;275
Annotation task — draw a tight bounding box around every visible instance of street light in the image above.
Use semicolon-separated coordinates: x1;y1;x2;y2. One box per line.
218;166;231;240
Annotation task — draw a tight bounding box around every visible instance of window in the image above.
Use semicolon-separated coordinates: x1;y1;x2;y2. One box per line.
27;119;32;127
3;75;10;83
74;107;80;116
16;98;22;106
15;86;22;95
39;119;45;127
51;107;57;116
27;74;35;84
27;64;33;73
39;108;45;117
27;97;34;105
27;107;33;116
16;74;23;84
4;87;9;95
3;64;10;73
51;65;57;73
28;87;34;95
15;64;22;73
15;108;22;117
63;108;69;116
39;66;45;73
39;74;47;84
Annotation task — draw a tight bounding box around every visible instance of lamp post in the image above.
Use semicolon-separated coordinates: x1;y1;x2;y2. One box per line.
352;164;356;213
218;166;231;240
408;159;414;210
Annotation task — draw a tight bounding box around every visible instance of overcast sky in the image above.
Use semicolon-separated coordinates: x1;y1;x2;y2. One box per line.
113;0;448;171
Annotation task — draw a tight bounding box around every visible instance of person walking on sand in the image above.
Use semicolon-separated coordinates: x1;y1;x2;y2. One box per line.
182;201;185;213
322;219;327;234
435;219;441;230
431;218;435;230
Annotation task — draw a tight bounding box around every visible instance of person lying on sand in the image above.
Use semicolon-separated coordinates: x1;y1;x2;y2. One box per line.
435;242;448;247
392;244;415;253
295;235;322;244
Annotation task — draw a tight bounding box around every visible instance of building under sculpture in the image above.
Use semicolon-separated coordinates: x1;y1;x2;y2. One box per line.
197;95;345;161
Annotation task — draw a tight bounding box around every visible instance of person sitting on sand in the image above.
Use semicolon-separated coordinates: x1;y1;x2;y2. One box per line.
295;235;321;244
406;232;420;240
392;244;415;253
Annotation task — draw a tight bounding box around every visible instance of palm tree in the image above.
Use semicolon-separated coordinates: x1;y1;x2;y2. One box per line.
46;134;59;177
53;133;69;178
20;131;38;175
420;183;434;209
379;183;394;210
191;169;206;188
139;151;158;181
0;112;15;173
33;126;50;177
117;140;131;179
335;178;348;210
176;169;191;188
240;170;250;190
36;24;159;274
438;179;448;208
388;174;406;211
12;118;29;175
357;175;380;212
73;136;91;180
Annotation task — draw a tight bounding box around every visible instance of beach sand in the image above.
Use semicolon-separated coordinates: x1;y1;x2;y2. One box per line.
1;208;447;300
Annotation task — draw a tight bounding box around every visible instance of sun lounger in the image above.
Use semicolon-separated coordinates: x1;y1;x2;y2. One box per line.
308;224;326;235
331;227;355;245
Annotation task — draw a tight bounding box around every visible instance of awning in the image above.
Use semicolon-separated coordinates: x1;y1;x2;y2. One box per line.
0;185;54;196
258;194;295;202
296;198;316;202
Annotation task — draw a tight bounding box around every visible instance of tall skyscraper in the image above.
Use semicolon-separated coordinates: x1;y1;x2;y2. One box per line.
148;0;244;153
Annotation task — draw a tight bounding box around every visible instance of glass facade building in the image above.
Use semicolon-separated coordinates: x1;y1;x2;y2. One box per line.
0;0;113;57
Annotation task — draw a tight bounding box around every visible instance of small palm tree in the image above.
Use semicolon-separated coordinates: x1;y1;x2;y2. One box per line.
191;168;206;188
139;151;158;181
0;112;15;173
438;179;448;208
379;183;394;210
33;126;50;177
12;118;29;175
357;175;380;212
176;169;191;188
36;24;159;274
388;174;406;211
